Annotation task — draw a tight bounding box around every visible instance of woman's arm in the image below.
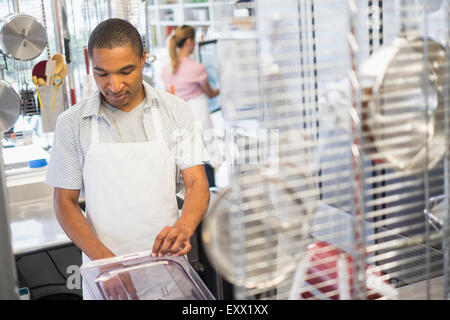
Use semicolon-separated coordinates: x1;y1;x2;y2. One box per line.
201;81;220;99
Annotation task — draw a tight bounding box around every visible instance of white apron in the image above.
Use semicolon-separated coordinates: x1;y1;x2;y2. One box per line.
186;93;213;132
81;103;179;300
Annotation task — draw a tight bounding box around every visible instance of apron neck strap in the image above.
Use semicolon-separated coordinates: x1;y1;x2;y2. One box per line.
150;103;164;142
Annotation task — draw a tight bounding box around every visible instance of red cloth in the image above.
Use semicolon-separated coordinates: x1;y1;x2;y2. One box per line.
301;241;389;300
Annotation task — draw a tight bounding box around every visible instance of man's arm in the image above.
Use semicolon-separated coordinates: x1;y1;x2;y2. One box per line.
53;187;115;261
151;165;210;257
54;188;139;299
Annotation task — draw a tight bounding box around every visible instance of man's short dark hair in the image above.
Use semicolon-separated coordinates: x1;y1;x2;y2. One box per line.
88;18;144;58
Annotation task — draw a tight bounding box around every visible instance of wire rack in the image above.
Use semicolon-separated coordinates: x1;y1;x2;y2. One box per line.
65;0;149;98
201;0;450;300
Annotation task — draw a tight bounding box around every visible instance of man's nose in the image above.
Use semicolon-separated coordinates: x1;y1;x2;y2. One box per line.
108;75;123;93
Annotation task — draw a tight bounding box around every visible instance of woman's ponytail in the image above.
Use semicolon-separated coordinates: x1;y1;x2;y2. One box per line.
169;34;179;74
168;25;196;74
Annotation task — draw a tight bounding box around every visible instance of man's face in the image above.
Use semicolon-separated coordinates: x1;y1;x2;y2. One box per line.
91;45;145;110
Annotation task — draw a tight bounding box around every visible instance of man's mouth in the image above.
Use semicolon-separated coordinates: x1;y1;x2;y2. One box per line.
108;92;127;101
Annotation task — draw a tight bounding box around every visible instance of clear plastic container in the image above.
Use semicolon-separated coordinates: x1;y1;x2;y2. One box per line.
80;251;215;300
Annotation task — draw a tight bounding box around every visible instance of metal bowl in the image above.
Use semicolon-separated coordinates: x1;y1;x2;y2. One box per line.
201;171;316;289
0;13;47;61
361;35;447;171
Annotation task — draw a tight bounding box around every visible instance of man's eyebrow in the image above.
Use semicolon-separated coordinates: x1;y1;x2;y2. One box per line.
120;65;136;71
93;65;136;73
93;66;106;72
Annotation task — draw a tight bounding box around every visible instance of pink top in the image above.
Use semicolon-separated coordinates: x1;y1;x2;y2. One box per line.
161;57;208;101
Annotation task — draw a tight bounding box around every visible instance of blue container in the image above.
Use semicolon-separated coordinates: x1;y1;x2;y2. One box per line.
28;158;48;168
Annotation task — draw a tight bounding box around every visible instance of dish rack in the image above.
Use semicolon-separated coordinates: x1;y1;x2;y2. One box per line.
201;0;450;300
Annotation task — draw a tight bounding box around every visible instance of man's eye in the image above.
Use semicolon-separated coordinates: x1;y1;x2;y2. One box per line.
97;73;108;77
121;71;132;75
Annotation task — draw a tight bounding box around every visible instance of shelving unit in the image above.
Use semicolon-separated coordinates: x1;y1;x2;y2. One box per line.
146;0;217;48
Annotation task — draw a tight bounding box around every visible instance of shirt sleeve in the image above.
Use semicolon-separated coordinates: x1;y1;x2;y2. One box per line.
194;63;208;87
45;114;83;190
173;102;209;170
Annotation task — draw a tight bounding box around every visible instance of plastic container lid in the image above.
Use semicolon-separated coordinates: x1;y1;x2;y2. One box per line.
80;252;215;300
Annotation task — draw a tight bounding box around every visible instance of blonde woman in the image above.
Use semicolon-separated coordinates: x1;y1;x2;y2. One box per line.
161;25;220;186
161;25;219;133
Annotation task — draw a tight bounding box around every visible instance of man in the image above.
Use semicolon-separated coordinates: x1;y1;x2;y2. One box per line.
45;18;210;299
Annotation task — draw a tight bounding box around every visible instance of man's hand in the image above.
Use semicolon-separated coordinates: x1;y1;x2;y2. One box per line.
151;224;193;257
101;270;139;300
151;165;209;258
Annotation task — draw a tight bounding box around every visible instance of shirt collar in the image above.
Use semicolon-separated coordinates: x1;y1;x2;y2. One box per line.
81;81;162;118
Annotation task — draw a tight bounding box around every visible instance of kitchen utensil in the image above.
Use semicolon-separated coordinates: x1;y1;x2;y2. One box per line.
202;174;315;289
425;195;446;230
48;53;67;110
19;88;38;116
32;60;48;81
0;65;20;132
51;53;65;75
0;3;47;61
146;54;157;64
51;76;63;110
44;60;56;86
58;62;67;79
32;76;44;111
361;34;447;172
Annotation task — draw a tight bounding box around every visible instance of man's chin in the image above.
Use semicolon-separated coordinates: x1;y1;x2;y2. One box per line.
106;101;126;109
102;95;129;109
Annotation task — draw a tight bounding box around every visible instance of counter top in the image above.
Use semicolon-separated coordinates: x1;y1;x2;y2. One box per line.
9;197;71;255
396;276;445;300
4;160;71;255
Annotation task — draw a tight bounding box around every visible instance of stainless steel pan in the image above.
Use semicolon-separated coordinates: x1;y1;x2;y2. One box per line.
0;3;47;61
361;33;447;171
0;66;20;132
